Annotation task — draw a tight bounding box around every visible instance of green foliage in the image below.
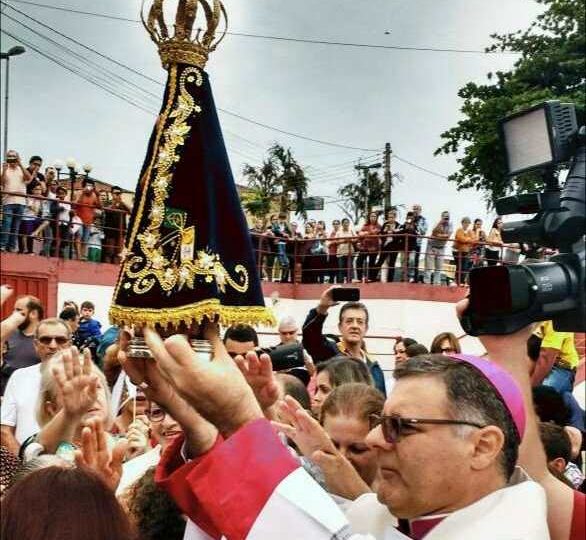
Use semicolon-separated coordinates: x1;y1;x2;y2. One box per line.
337;170;385;224
435;0;585;205
241;143;310;219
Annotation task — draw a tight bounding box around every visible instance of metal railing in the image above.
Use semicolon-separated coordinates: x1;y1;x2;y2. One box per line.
249;231;551;285
1;190;552;277
0;190;128;262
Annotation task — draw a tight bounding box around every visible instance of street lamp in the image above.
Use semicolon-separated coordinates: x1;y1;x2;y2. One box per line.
52;157;93;259
0;45;26;159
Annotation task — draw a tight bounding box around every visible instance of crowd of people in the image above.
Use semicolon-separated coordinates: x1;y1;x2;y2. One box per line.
250;209;550;286
3;151;552;288
0;283;583;539
0;151;130;263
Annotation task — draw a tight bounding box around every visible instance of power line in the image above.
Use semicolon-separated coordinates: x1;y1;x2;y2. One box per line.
2;0;380;152
1;1;163;86
6;0;522;56
393;154;449;180
0;28;157;115
3;4;452;181
1;9;162;108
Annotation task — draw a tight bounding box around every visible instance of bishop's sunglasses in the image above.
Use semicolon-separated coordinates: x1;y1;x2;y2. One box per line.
369;414;486;444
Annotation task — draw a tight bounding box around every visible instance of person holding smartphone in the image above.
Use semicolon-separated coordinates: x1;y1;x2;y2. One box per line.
302;286;386;395
1;150;32;252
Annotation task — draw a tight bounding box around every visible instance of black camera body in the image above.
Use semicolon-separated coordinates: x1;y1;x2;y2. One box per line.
258;342;305;372
462;101;585;336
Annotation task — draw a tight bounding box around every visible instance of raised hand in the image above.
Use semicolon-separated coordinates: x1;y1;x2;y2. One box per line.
74;418;128;492
317;285;340;314
312;447;371;500
1;285;14;307
147;323;263;438
233;350;280;412
119;330;217;457
124;416;150;460
272;395;336;457
52;347;98;420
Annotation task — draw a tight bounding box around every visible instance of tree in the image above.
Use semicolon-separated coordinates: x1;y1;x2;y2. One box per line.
435;0;585;205
241;159;279;219
241;143;310;219
337;170;385;225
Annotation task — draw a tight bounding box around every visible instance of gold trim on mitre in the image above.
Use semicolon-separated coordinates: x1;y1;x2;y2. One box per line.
110;300;276;329
141;0;228;69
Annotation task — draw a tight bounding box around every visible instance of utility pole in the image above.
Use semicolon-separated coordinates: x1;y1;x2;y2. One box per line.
0;46;26;159
383;142;392;213
355;161;381;220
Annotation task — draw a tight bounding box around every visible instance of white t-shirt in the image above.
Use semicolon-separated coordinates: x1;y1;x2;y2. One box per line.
1;166;26;206
0;364;42;443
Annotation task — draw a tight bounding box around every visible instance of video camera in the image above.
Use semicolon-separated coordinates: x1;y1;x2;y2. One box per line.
461;100;585;335
257;342;309;384
257;342;305;371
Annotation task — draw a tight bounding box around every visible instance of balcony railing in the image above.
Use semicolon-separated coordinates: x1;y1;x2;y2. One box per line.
0;190;128;263
1;190;551;282
249;230;551;286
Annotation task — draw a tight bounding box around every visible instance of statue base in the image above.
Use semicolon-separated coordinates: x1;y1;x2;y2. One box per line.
128;336;213;362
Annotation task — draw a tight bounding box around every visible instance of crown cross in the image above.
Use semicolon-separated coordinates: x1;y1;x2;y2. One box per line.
141;0;228;69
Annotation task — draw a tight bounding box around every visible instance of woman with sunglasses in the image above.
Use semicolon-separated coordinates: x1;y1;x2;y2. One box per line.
429;331;461;356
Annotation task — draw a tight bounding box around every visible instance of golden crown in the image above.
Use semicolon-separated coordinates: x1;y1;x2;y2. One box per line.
141;0;228;69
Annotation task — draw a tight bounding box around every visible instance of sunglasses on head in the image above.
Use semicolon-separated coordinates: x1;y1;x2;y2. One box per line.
369;414;486;444
37;335;69;345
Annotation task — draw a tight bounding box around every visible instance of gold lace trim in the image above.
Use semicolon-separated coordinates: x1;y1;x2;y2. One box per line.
110;300;276;328
113;65;179;303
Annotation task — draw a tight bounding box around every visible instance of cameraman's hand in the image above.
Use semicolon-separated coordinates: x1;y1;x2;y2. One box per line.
317;285;339;315
233;351;280;412
147;324;263;439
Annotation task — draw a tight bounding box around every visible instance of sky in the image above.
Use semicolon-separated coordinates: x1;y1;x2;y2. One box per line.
1;0;544;227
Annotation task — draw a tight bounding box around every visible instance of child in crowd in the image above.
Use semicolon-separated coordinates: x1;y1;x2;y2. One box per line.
87;224;103;262
76;300;102;343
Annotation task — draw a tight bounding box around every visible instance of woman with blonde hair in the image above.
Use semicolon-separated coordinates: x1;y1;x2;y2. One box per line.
20;347;122;463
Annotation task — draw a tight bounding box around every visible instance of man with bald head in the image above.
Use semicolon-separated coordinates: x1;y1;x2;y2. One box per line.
277;316;300;346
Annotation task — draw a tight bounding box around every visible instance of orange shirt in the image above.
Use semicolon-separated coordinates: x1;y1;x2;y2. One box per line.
75;192;100;225
453;227;475;252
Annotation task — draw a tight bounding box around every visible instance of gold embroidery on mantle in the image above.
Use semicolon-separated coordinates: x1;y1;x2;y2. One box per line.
120;66;249;297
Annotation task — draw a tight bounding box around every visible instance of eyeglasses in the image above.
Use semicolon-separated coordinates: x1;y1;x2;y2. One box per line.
440;347;456;354
369;414;486;444
37;336;70;346
146;407;166;422
112;191;121;196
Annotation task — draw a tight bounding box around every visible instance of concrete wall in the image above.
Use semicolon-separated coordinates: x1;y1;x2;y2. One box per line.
56;282;484;372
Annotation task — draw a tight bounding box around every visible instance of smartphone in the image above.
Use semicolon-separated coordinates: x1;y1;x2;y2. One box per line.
332;287;360;302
